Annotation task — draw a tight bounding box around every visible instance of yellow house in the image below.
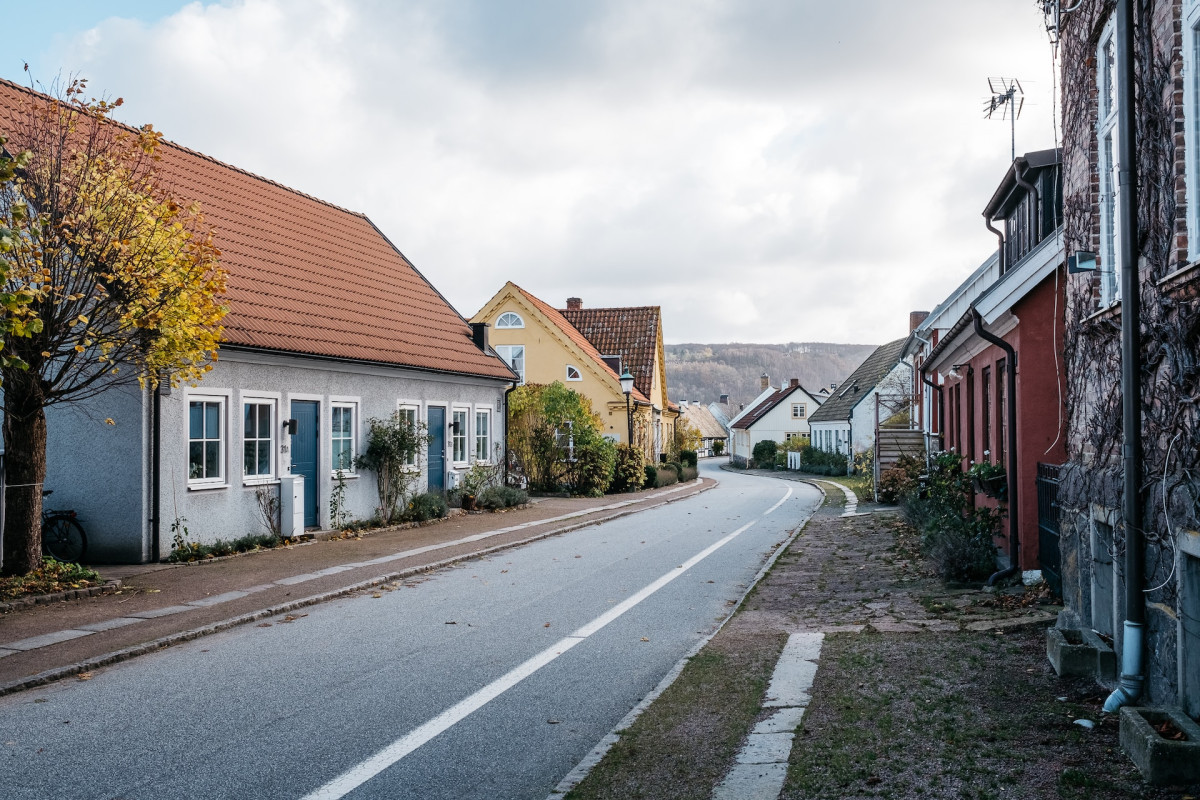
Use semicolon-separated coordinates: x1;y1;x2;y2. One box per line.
472;283;679;460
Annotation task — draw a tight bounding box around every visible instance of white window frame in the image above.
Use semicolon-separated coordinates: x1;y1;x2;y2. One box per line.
451;407;470;466
330;399;358;475
791;402;806;419
496;311;524;329
474;407;492;463
397;401;421;470
1097;16;1122;307
241;393;280;485
187;391;230;489
496;344;525;383
1185;0;1200;261
565;364;582;382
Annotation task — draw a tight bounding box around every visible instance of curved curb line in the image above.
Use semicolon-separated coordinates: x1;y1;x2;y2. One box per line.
547;480;825;798
0;480;714;699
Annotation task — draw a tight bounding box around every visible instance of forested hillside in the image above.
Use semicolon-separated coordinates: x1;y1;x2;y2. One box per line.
666;342;880;412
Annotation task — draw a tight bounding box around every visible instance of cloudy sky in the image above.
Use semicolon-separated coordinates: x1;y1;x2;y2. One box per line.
4;0;1059;345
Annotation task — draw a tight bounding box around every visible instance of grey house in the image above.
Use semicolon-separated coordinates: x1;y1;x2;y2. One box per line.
20;89;517;563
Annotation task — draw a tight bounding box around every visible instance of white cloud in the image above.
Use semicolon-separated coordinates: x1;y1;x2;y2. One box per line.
25;0;1061;344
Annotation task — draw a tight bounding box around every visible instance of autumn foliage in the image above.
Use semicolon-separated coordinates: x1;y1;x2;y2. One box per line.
0;79;228;574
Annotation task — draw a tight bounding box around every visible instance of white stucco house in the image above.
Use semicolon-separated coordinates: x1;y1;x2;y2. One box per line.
807;338;912;462
727;379;823;465
1;78;518;564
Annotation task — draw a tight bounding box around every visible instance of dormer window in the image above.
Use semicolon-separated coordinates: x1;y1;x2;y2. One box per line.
496;311;524;329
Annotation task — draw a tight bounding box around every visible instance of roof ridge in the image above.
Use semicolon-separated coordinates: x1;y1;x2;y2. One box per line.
0;75;366;220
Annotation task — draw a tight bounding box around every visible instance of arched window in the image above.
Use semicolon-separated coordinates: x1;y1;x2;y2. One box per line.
496;311;524;329
566;365;582;381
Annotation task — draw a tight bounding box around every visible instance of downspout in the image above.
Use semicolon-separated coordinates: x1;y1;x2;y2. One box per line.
921;374;944;452
984;214;1006;274
503;383;517;487
1105;0;1146;712
1013;157;1040;243
972;309;1019;586
151;385;162;563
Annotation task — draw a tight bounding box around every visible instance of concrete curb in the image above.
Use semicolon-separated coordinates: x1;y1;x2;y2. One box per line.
0;580;123;614
548;476;824;798
0;480;713;698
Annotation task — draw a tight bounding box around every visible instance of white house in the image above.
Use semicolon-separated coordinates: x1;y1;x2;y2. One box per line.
728;379;823;466
807;338;912;462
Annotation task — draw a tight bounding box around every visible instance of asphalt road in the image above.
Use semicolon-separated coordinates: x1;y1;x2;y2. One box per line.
0;463;821;800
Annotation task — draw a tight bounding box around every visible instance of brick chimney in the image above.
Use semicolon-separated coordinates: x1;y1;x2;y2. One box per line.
470;322;489;352
566;297;582;310
789;378;799;388
719;394;729;405
760;373;770;391
909;310;930;332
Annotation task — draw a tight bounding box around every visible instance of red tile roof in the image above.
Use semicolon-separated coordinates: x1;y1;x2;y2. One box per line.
0;78;516;381
507;284;650;404
559;306;661;399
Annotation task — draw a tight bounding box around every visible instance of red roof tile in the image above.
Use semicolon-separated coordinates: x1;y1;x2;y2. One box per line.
0;78;516;381
559;306;661;399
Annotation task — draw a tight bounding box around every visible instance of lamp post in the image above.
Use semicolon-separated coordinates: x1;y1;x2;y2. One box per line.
620;369;635;448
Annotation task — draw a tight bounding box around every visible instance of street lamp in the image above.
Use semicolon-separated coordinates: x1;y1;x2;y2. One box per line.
619;369;635;447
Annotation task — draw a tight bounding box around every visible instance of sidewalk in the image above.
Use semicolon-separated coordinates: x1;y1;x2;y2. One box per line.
0;478;713;696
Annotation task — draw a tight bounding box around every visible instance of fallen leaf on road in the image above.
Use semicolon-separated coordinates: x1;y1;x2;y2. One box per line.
281;614;308;623
501;569;508;573
446;621;457;625
547;719;560;724
544;622;551;627
257;623;272;628
574;555;581;559
77;673;92;681
640;637;650;642
372;592;383;598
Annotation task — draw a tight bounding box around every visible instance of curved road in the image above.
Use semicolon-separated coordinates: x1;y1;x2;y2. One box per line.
1;462;820;799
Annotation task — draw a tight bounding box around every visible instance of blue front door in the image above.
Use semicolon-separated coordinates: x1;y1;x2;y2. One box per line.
427;406;446;493
290;400;319;527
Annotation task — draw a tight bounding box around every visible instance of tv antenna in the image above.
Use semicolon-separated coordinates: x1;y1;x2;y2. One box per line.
984;78;1024;161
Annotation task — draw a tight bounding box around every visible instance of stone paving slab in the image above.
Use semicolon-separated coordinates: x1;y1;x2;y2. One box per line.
74;617;143;632
712;763;789;800
185;591;250;607
5;629;94;651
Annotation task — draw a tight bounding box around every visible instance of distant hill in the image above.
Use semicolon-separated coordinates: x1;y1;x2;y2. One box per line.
666;342;880;413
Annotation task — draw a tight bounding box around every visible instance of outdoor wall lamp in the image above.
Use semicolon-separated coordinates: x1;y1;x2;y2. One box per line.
283;419;298;435
450;420;461;435
619;369;635;446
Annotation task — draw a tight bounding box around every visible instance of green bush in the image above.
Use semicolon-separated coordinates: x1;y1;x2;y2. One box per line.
681;465;698;482
643;464;657;488
878;454;923;503
752;439;778;467
565;435;616;497
712;440;724;455
477;485;528;510
611;444;646;492
655;464;679;487
796;445;848;476
508;382;613;495
354;411;431;525
775;452;787;469
679;449;698;468
404;491;448;522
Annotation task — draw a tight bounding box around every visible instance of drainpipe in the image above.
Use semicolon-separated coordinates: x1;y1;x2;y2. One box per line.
502;383;517;487
984;214;1006;274
972;309;1019;586
1013;157;1040;243
1105;0;1145;712
921;374;944;453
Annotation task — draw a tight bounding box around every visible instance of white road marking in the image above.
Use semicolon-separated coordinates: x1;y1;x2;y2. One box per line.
301;512;777;800
763;487;792;516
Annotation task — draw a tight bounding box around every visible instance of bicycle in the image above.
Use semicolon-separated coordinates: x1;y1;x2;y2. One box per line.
41;490;87;563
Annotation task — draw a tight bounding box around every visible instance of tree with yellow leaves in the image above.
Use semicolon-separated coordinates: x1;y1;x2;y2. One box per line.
0;79;227;575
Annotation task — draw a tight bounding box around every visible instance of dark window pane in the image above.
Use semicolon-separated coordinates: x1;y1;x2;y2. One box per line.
205;403;219;438
244;441;257;474
189;442;203;477
206;441;219;478
244;404;256;438
258;441;271;472
190;403;203;439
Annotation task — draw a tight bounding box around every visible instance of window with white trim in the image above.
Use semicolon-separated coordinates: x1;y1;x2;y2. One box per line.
496;344;525;383
452;409;469;464
243;399;275;480
565;365;582;381
1185;0;1200;260
331;403;356;472
1097;17;1122;307
475;409;491;461
398;404;419;468
496;311;524;328
791;403;806;419
188;396;226;485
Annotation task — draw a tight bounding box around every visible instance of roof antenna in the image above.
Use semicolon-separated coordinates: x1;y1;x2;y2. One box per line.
984;77;1024;162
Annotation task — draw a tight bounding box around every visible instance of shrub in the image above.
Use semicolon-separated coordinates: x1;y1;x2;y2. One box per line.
655;464;679;487
712;440;724;456
354;411;431;525
752;439;778;467
775;452;787;469
477;485;528;510
795;445;848;476
681;466;698;482
565;435;616;497
878;454;923;504
611;444;646;492
679;449;698;468
643;464;658;488
405;491;448;522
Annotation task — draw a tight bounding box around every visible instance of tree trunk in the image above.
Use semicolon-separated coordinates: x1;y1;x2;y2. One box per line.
2;380;48;576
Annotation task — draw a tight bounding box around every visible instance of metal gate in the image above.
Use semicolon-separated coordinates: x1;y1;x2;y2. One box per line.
1036;462;1062;596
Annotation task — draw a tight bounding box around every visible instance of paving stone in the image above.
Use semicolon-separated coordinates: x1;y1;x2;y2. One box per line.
4;629;94;651
186;591;250;607
870;621;922;633
75;617;144;632
0;648;19;659
763;659;817;708
125;605;195;619
712;762;789;800
752;706;807;734
274;573;320;586
737;732;797;764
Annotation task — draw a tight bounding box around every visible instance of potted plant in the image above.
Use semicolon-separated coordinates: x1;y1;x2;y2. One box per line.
966;457;1007;500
